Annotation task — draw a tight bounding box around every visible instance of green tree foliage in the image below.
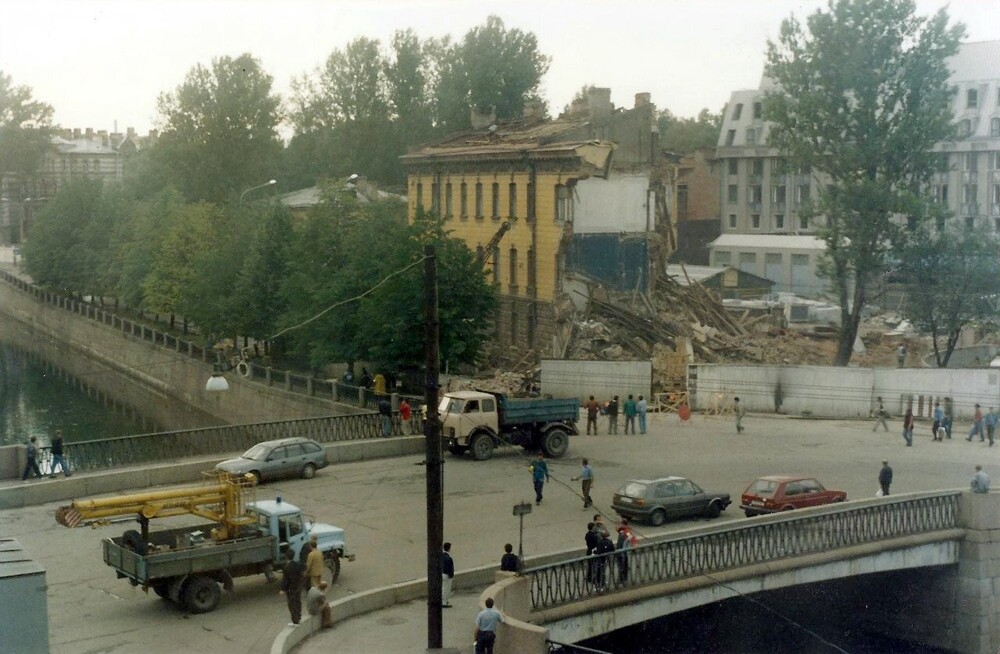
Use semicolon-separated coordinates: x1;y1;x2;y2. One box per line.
657;108;723;154
764;0;963;365
141;202;221;315
228;204;293;340
146;54;283;203
0;71;54;178
898;225;1000;367
22;178;123;295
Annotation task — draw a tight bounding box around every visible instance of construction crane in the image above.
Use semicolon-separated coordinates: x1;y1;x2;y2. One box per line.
477;220;511;267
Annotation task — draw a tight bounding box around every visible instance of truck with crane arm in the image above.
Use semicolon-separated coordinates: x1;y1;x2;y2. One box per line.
55;474;353;614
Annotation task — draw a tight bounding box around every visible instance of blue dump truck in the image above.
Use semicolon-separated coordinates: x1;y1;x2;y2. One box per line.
439;390;580;460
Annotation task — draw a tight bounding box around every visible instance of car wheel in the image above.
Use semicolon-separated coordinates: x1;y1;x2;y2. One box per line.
249;470;262;485
301;463;316;480
781;505;795;511
705;501;722;519
744;510;756;518
832;498;845;504
470;433;494;461
649;509;667;527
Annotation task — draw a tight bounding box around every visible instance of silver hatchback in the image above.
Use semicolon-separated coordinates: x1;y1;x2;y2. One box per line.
215;437;328;483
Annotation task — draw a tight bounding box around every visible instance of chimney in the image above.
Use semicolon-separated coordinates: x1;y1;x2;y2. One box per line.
111;133;123;149
634;92;651;108
73;128;81;140
127;127;136;139
62;128;72;139
85;127;93;139
470;106;497;130
587;87;613;123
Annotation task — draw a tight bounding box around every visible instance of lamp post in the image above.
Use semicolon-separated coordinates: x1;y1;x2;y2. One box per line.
238;179;276;206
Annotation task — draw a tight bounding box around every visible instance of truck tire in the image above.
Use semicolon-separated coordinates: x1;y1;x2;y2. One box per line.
182;576;221;614
151;582;170;599
541;428;570;458
470;433;494;461
122;529;147;555
324;553;342;584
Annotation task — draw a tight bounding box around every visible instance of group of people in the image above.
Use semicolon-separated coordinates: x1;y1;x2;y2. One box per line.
278;536;334;629
584;394;649;436
583;515;638;591
873;397;1000;448
21;430;71;482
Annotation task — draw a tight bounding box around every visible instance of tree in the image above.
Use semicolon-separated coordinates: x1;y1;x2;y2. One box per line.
658;108;723;154
898;225;1000;367
0;71;54;178
147;54;283;203
764;0;963;365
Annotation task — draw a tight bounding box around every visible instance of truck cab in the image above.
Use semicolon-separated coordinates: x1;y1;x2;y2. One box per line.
440;391;499;446
247;499;352;577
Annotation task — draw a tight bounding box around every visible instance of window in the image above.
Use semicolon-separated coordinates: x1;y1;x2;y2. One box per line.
430;182;439;214
654;483;676;498
509;247;518;288
771;185;787;204
748;185;762;205
966;153;978;172
796;184;811;204
964;184;978;204
727;184;738;204
959;119;972;138
752;159;764;176
445;183;453;216
993;118;1000;138
508;183;517;218
992;152;1000;170
677;184;689;220
556;184;573;221
460;182;468;217
774;214;785;229
934;184;949;203
732;103;743;120
728;214;737;229
527;182;535;219
715;251;731;267
738;252;756;272
993;184;1000;206
482;398;496;413
725;130;735;146
746;128;756;146
967;88;978;109
753;102;763;119
751;214;761;229
526;248;536;288
773;158;788;176
415;182;423;210
475;182;484;218
966;216;976;230
491;182;500;218
939;153;951;171
799;214;809;230
728;159;738;175
492;249;500;285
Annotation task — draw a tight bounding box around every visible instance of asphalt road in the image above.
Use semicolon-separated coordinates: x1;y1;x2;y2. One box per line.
4;411;989;654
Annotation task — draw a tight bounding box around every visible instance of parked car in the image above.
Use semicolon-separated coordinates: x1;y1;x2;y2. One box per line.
215;437;328;483
612;476;732;526
740;475;847;517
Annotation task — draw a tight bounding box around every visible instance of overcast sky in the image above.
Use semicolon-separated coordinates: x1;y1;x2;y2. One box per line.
3;0;999;136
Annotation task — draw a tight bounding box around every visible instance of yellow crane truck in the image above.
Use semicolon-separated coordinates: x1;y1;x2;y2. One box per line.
55;474;352;613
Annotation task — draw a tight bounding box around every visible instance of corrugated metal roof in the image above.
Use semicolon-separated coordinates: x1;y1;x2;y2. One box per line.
709;234;826;250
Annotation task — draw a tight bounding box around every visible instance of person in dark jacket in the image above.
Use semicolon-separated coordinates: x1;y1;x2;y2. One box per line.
500;543;518;572
50;430;70;477
278;549;304;626
21;436;42;481
584;523;601;584
607;396;619;435
878;460;893;496
378;397;392;437
441;542;455;607
593;531;616;591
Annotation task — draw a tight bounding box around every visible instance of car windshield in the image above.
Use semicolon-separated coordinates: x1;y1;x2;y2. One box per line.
439;398;464;414
242;443;271;461
749;479;779;496
619;482;649;498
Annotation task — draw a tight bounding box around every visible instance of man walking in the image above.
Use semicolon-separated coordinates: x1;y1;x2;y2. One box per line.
530;453;550;505
623;395;637;435
986;408;998;447
902;404;914;447
968;404;985;442
572;458;594;508
21;436;42;481
971;465;991;493
637;395;648;434
441;542;455;608
607;396;619;435
49;430;71;477
932;401;944;441
878;460;893;496
473;597;505;654
734;397;746;434
585;396;600;435
873;396;889;432
278;549;304;626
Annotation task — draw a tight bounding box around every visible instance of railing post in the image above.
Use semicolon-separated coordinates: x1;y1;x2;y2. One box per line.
332;382;338;402
266;367;272;386
284;372;291;391
359;386;366;406
306;374;314;397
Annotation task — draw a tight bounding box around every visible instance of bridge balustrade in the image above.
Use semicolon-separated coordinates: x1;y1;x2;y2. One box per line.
526;492;961;611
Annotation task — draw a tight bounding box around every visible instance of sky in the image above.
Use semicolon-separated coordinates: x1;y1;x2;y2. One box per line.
2;0;999;136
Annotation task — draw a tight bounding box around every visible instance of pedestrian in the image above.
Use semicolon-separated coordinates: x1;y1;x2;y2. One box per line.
607;396;619;435
734;397;746;434
305;536;324;591
21;436;42;481
342;369;354;384
584;522;600;584
441;542;454;608
967;404;985;442
878;460;893;496
278;549;304;626
971;465;991;493
360;367;372;388
473;597;505;654
897;343;907;368
373;372;386;396
623;395;637;434
529;452;550;505
500;544;518;572
378;397;392;437
932;401;944;441
637;395;648;434
585;396;600;435
306;580;334;629
571;458;593;508
593;528;616;591
873;396;889;432
986;408;998;447
49;429;71;477
902;404;914;447
593;514;609;538
399;399;413;434
943;398;954;439
615;518;637;582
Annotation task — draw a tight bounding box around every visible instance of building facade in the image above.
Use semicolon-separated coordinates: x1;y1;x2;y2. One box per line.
668;147;721;265
713;40;1000;296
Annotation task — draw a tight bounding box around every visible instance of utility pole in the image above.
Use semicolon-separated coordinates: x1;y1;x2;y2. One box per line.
424;244;443;649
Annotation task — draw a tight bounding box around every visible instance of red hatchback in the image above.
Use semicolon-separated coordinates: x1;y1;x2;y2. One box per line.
740;475;847;517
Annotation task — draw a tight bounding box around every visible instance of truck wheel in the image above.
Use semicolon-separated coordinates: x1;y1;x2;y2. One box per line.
541;429;570;458
470;433;494;461
183;576;221;614
301;463;316;480
151;582;170;599
324;554;342;584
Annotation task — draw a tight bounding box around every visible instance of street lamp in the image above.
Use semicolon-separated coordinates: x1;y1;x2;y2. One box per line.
239;179;276;206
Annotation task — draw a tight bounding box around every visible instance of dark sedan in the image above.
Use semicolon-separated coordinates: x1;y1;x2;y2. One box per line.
612;476;732;526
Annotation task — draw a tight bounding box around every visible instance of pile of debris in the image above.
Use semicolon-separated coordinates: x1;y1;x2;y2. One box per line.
442;369;539;397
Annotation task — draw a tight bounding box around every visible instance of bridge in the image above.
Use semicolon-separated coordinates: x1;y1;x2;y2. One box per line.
483;491;999;654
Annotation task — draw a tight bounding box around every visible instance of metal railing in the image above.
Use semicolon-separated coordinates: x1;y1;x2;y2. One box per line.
525;492;961;611
32;412;417;474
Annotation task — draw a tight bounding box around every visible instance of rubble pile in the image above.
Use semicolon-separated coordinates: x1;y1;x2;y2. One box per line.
443;369;538;396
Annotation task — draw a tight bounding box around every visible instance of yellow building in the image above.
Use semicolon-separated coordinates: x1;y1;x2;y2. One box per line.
401;89;668;353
